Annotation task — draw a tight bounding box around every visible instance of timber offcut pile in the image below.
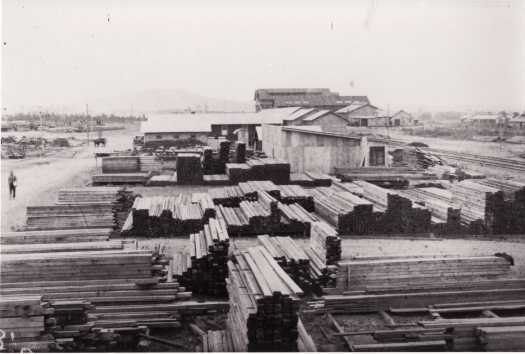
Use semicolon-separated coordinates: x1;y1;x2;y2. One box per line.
335;166;437;188
25;204;117;231
185;218;230;297
335;254;514;291
257;235;319;295
226;247;303;352
176;153;203;184
123;195;206;237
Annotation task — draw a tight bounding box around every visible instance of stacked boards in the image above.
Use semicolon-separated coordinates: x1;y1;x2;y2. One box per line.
335;255;514;291
226;246;303;352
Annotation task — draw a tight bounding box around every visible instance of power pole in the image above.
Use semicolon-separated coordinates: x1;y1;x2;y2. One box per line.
86;104;90;145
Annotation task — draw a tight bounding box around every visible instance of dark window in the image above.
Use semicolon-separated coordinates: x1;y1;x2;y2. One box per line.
156;135;162;139
360;118;368;127
190;134;196;139
369;146;385;166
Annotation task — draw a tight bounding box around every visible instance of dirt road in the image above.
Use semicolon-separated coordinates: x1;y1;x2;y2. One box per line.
1;127;137;231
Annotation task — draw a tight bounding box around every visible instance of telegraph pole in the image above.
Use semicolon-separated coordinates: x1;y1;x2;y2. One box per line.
86;104;90;145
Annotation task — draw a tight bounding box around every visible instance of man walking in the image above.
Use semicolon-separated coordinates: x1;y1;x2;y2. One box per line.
8;171;17;200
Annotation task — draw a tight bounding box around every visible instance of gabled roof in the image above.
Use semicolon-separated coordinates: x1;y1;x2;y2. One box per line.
336;102;378;114
283;108;316;121
301;110;333;122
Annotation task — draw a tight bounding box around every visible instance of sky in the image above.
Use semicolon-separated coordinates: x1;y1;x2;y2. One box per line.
2;0;525;113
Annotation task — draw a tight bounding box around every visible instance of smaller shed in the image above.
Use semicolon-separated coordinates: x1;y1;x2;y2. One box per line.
391;110;414;126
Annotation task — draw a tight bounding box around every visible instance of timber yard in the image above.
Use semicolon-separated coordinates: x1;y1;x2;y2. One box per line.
1;88;525;352
3;1;525;352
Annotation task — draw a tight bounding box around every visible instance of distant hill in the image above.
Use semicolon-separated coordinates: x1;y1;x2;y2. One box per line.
20;89;255;115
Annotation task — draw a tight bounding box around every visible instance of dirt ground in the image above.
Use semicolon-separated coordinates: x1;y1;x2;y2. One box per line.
1;125;139;231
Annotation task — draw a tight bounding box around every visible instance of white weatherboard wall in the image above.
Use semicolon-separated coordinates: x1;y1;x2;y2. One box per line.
262;125;388;173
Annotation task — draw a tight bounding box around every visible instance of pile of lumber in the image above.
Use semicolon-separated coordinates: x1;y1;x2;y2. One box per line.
146;173;177;186
124;195;206;237
335;255;514;291
226;247;303;351
278;202;319;237
257;235;319;295
398;188;461;234
203;174;230;186
92;172;151;185
176;153;203;184
185;218;230;297
304;171;332;186
138;155;166;172
476;178;525;234
245;158;291;184
290;173;316;187
309;221;341;265
451;180;505;234
209;185;244;207
278;184;315;211
202;330;234;352
202;147;214;174
238;180;280;200
477;325;525;351
25;204;117;231
309;186;374;234
215;200;274;236
0;296;52;352
234;141;246;163
335;166;437;188
353;180;432;234
0;228;112;245
225;163;251;184
102;156;140;173
171;252;192;288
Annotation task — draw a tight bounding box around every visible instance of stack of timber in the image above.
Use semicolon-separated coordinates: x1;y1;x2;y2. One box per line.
335;166;437;188
0;228;111;245
92;172;151;185
225;163;251;184
124;195;205;237
209;185;244;206
477;326;525;351
191;192;216;221
304;171;332;186
138;155;166;172
278;184;315;212
257;235;319;295
146;173;177;186
176;153;203;184
215;197;276;236
476;178;525;234
451;180;505;234
245;158;291;184
171;252;192;289
353;180;432;234
226;247;303;352
202;330;234;352
203;174;230;186
398;188;461;234
290;173;316;187
309;221;341;265
25;204;117;231
335;255;514;291
234;141;246;163
186;218;230;296
0;296;52;352
309;186;374;234
101;156;140;173
238;180;280;200
56;187;137;230
202;147;214;174
278;202;319;237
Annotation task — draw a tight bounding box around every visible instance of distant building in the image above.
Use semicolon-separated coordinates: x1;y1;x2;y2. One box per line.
336;103;390;127
391;110;415;126
463;113;505;129
254;88;369;112
509;113;525;129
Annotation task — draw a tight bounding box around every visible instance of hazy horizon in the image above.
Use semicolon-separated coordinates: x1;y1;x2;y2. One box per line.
2;0;525;114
